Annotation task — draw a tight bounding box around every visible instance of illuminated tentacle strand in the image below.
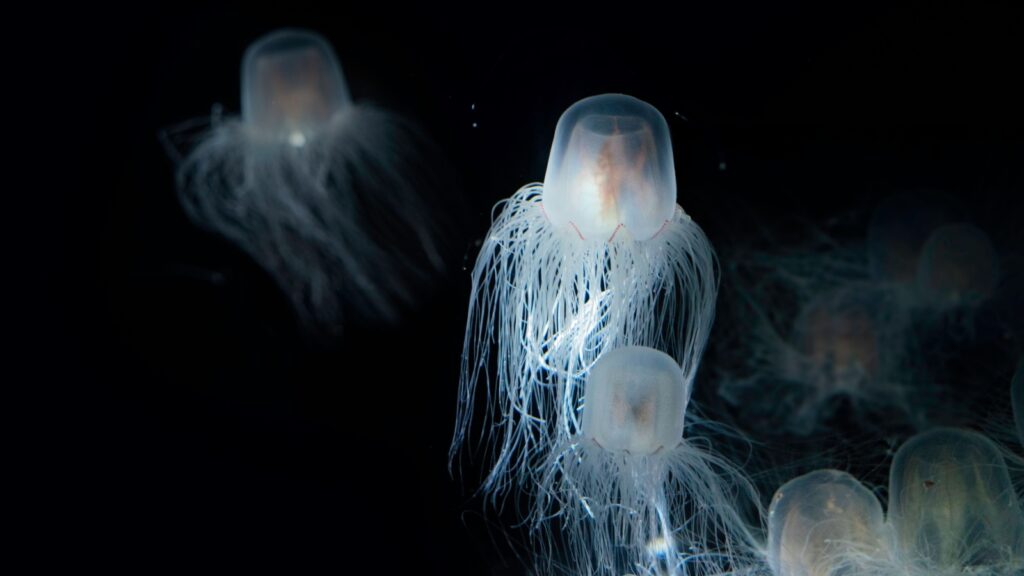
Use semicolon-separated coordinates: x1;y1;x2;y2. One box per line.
453;183;718;498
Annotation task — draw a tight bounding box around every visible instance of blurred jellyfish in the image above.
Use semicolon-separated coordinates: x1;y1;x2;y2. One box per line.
766;469;892;576
534;346;759;576
914;223;998;310
888;427;1024;572
1014;360;1024;447
453;94;718;495
867;190;956;287
718;279;917;437
164;28;447;332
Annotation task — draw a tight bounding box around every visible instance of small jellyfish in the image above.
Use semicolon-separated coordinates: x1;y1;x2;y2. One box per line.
165;28;446;332
453;94;718;496
534;347;758;576
767;469;891;576
888;427;1024;572
914;223;998;310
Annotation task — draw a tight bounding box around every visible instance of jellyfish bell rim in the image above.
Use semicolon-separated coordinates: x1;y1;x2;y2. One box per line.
240;27;352;139
541;93;678;242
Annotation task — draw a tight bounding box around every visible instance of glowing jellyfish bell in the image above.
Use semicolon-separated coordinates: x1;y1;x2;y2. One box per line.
169;28;447;333
888;427;1024;571
536;347;758;576
767;470;891;576
453;94;718;499
542;94;676;241
241;29;351;145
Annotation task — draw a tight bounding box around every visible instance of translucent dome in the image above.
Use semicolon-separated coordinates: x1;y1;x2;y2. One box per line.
241;28;352;142
581;346;688;454
888;428;1024;570
542;94;677;241
767;469;888;576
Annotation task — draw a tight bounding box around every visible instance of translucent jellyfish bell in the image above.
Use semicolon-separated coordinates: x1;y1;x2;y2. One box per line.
767;470;890;576
241;29;351;143
582;346;688;454
542;94;676;241
888;427;1024;570
535;346;759;576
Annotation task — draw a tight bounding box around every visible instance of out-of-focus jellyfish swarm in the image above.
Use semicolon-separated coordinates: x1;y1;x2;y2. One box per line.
534;347;758;576
767;470;891;576
168;29;445;331
888;427;1024;572
453;94;718;496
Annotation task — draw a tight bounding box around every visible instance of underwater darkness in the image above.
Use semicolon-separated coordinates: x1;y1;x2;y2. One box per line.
33;1;1024;573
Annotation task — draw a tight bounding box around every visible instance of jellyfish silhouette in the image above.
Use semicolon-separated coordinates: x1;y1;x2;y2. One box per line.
914;223;998;311
164;28;446;332
452;94;718;498
766;469;892;576
533;346;759;576
888;427;1024;573
866;190;957;288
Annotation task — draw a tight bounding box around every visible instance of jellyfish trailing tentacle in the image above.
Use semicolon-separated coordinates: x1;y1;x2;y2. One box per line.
452;94;719;501
532;346;760;576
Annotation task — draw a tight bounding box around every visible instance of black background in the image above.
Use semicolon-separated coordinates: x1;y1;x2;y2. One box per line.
29;1;1024;573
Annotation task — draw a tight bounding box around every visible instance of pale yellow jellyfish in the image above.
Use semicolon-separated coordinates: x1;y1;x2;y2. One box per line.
767;469;891;576
888;427;1024;572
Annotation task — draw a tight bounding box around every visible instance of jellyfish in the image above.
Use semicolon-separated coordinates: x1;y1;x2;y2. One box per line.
888;427;1024;572
453;94;718;497
164;28;446;332
533;346;759;576
914;223;998;311
766;469;892;576
717;278;918;437
866;190;956;288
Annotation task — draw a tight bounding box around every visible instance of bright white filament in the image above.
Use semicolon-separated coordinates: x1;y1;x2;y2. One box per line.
453;95;718;500
533;346;759;576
